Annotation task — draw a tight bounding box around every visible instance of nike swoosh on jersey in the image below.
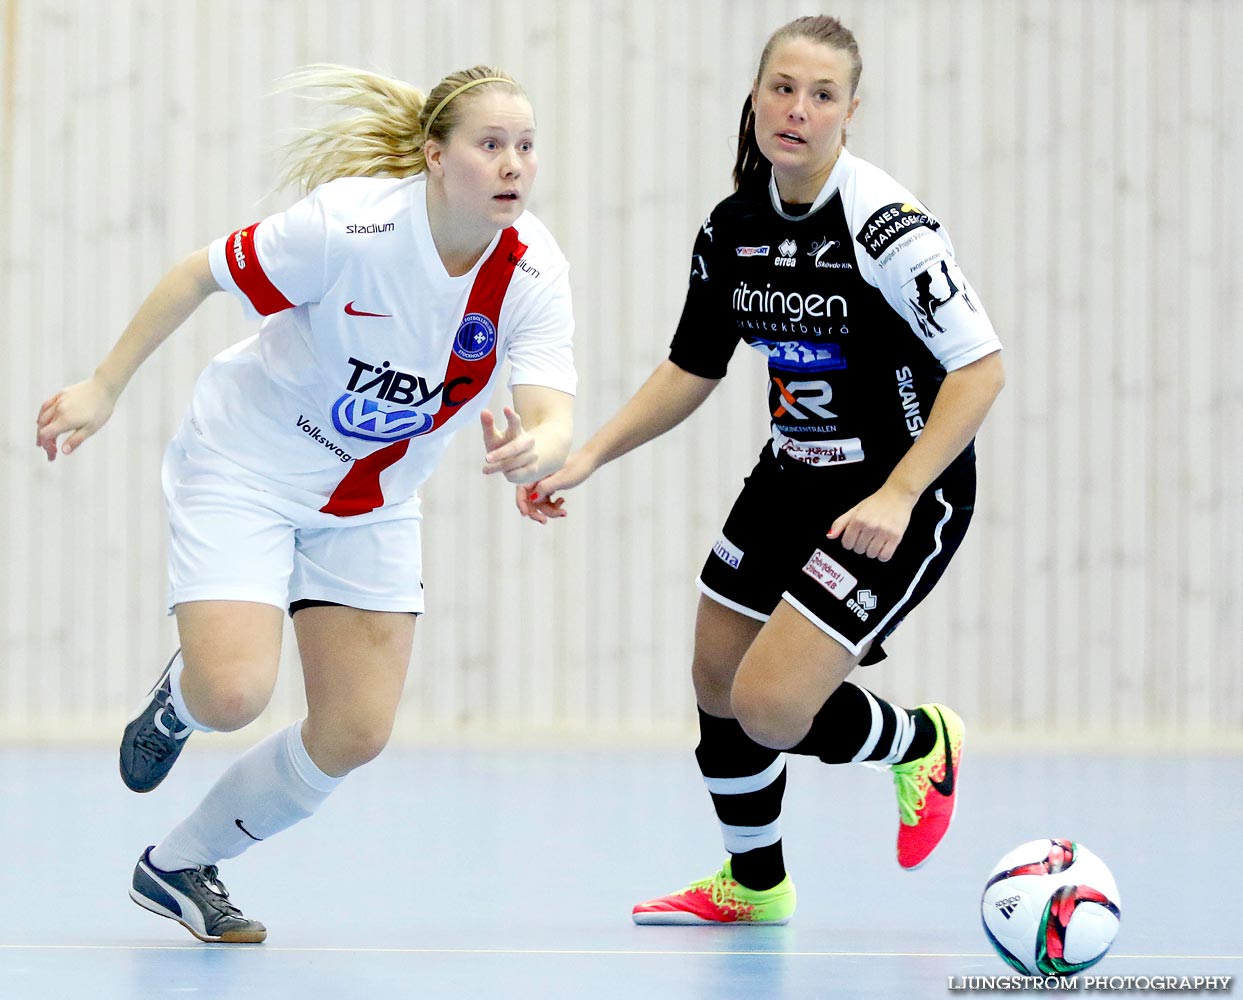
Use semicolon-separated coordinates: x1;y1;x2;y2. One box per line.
344;301;393;318
928;711;955;797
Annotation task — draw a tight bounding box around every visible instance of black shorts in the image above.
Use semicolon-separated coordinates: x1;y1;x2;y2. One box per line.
697;445;975;665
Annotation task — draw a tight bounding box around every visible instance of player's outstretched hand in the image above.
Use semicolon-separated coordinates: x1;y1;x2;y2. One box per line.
515;450;596;523
35;377;118;462
515;485;566;524
827;485;916;562
480;406;540;484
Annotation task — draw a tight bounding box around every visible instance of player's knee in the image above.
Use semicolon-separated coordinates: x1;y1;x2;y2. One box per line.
192;679;270;732
317;719;394;774
729;677;808;750
691;654;736;713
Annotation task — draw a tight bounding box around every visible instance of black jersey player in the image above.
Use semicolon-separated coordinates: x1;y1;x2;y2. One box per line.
523;15;1004;924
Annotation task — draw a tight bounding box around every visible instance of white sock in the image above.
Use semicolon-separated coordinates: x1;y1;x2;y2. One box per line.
149;720;341;871
167;650;215;733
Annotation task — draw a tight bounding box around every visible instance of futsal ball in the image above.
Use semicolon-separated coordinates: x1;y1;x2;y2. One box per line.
980;839;1121;977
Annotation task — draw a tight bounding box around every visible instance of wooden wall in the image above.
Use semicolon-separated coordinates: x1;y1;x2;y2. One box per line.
2;0;1239;746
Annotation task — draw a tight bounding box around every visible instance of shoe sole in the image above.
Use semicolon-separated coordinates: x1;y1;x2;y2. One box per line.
632;911;791;926
128;888;266;944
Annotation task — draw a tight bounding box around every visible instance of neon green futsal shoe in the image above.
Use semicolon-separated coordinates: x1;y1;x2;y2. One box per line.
632;858;796;925
892;703;965;870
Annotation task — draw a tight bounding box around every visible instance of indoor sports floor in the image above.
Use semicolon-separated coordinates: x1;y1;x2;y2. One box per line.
1;744;1238;999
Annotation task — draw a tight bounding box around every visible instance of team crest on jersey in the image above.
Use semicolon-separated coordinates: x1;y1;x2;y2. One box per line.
453;312;497;361
331;396;433;442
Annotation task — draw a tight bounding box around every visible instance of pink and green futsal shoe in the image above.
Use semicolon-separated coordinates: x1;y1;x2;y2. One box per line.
632;858;796;925
892;703;965;870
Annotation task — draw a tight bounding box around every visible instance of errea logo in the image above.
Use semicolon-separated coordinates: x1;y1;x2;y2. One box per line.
847;588;878;621
775;239;798;268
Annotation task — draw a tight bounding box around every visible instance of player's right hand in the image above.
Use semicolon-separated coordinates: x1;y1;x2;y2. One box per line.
35;377;117;461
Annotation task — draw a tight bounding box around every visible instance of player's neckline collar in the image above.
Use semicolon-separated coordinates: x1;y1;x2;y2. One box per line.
768;147;851;221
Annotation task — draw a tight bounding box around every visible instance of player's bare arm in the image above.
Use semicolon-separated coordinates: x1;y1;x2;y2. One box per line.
519;360;719;521
36;248;220;460
829;350;1006;561
481;384;573;484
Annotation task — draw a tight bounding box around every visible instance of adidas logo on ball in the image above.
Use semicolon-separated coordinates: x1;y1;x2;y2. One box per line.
995;895;1021;919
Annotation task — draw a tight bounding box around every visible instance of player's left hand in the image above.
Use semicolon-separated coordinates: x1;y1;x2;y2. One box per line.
828;486;916;562
515;484;566;524
480;406;539;483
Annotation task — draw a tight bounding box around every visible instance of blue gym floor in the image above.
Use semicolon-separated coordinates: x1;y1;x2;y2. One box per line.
1;744;1239;999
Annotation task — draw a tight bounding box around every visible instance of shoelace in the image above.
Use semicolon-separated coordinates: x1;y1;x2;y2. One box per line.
134;700;187;761
134;722;182;761
191;866;246;919
893;759;931;825
679;871;734;907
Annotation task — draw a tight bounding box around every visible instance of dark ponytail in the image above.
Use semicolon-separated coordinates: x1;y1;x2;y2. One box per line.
732;94;771;193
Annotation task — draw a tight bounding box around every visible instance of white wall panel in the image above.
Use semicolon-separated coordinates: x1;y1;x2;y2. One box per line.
1;0;1240;746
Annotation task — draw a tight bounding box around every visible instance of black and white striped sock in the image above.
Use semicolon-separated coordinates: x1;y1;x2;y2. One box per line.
695;708;788;891
789;682;935;764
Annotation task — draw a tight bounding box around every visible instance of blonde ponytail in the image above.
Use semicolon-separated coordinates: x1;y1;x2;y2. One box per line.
278;63;525;194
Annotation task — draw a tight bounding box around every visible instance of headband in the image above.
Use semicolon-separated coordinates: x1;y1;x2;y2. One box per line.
424;76;512;136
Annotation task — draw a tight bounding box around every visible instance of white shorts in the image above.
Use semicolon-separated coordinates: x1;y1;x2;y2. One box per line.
161;436;424;614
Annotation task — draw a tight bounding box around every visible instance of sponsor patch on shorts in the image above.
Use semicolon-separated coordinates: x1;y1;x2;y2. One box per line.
712;535;744;569
801;549;857;598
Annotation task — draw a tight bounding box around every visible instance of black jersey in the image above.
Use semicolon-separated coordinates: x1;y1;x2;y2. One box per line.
670;148;1000;486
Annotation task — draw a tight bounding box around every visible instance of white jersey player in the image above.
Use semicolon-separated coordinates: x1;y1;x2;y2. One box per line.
36;65;574;942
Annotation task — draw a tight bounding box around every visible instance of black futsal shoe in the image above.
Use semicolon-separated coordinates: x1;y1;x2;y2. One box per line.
130;847;267;943
118;650;192;792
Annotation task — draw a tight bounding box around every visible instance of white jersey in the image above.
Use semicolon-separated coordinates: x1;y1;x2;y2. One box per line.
191;175;576;518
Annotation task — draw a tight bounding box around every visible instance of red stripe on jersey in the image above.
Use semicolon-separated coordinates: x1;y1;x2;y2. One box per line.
426;227;526;435
316;439;410;518
225;223;295;315
320;228;529;517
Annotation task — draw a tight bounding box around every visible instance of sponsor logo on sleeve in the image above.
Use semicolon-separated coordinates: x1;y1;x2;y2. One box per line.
345;222;396;234
900;258;978;338
895;366;925;439
855;202;941;260
231;229;248;270
509;251;541;279
712;535;744;569
802;549;858;597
